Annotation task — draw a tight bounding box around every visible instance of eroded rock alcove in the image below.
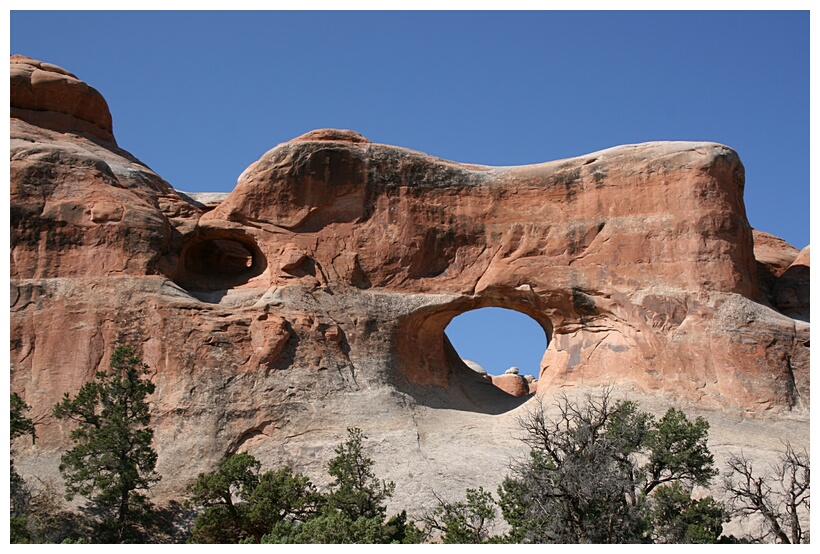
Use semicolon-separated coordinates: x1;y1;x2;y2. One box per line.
174;230;267;292
9;55;809;512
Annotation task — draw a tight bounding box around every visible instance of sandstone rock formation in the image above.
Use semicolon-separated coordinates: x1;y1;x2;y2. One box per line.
753;230;798;298
11;54;115;144
9;56;809;518
491;368;531;397
751;230;809;322
754;230;799;282
462;359;493;383
773;245;810;322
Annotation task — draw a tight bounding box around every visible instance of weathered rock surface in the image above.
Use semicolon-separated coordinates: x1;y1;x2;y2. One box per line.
10;58;197;282
754;230;799;277
9;56;809;520
11;55;116;143
753;229;799;301
751;230;810;322
463;359;493;383
773;245;810;321
491;373;531;397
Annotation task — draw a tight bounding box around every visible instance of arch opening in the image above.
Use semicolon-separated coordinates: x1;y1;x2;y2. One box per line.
446;307;548;397
392;292;554;414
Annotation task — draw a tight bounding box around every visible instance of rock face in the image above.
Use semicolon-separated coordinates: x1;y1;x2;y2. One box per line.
773;245;810;321
10;56;196;282
752;230;809;322
753;230;799;300
9;56;809;516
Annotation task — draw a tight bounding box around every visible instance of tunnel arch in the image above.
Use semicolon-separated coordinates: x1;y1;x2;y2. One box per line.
392;288;555;414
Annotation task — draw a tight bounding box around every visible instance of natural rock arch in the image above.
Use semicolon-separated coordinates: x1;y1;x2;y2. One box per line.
9;55;809;514
389;287;553;413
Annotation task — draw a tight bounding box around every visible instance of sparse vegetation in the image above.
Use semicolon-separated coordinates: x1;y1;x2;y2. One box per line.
11;393;92;543
421;487;499;543
12;379;809;543
185;452;321;543
723;443;810;543
185;428;422;544
423;391;809;544
492;390;726;543
260;427;422;543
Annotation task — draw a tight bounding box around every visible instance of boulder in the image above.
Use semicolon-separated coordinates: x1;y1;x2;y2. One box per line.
279;244;308;272
462;359;488;375
462;360;493;383
491;374;531;397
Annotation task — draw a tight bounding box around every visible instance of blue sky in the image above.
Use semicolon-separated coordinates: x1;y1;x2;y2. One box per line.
9;10;810;376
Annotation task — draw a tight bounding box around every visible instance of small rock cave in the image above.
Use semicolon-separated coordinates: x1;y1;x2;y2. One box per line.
174;230;267;292
392;292;553;415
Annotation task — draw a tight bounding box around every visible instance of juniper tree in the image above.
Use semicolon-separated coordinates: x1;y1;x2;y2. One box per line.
186;452;321;543
263;428;422;544
325;427;395;521
497;389;725;543
189;428;421;544
11;392;36;442
422;487;499;543
52;345;160;541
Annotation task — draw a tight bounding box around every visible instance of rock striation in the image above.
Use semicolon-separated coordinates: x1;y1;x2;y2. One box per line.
9;56;809;514
11;55;116;143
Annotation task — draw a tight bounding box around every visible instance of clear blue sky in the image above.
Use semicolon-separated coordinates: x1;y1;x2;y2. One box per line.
10;11;810;375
